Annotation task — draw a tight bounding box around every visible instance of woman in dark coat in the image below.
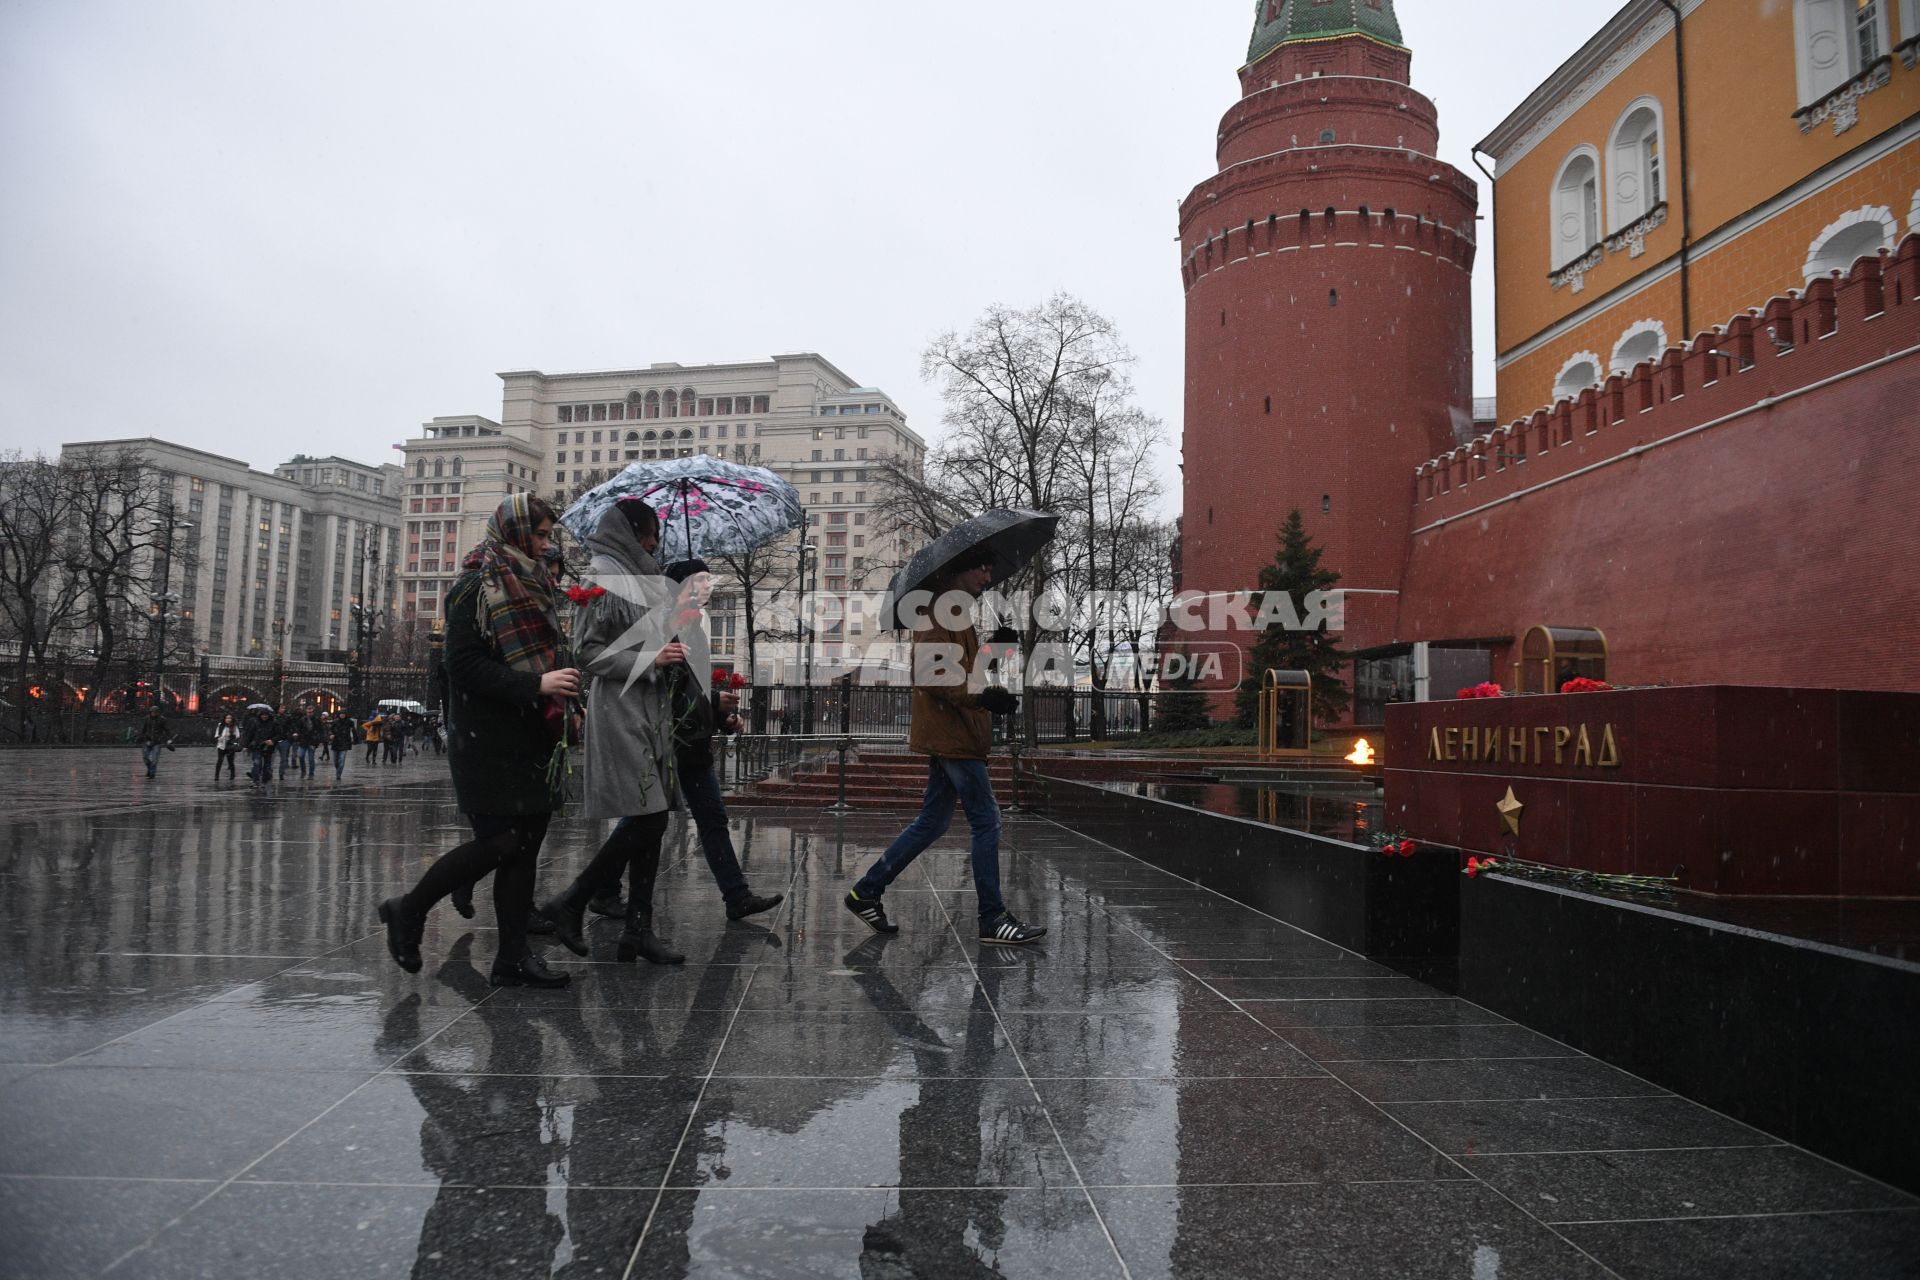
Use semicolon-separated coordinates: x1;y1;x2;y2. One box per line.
379;495;583;989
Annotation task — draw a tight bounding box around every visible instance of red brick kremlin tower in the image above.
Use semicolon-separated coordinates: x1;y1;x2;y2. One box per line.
1178;0;1477;682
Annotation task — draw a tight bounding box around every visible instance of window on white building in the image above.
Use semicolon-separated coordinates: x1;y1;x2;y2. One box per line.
1552;148;1601;268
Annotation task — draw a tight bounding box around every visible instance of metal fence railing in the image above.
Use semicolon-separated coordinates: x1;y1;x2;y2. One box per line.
4;650;1170;750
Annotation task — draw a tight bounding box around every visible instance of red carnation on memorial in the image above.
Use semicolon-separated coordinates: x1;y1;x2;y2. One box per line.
1398;839;1417;857
1560;677;1614;694
565;584;607;605
1457;682;1505;700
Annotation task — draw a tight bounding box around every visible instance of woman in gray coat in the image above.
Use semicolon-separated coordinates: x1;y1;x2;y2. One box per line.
541;499;691;964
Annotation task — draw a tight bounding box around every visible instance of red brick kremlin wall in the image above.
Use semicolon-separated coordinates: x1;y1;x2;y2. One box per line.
1398;235;1920;693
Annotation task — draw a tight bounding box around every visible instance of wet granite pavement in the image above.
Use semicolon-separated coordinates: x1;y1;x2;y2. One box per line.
1;748;1916;1278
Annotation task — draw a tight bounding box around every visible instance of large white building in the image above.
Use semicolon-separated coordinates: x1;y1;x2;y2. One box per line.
397;353;927;681
59;439;403;662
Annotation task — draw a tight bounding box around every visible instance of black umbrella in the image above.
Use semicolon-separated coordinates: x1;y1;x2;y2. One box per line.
881;509;1059;632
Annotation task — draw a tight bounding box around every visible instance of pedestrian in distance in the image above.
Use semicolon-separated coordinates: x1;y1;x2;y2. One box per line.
538;498;694;966
242;707;277;786
379;494;582;990
363;714;382;765
298;708;323;778
136;708;172;779
327;711;355;782
212;713;242;782
845;546;1046;946
273;705;299;780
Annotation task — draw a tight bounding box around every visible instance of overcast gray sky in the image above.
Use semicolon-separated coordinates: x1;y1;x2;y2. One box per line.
0;0;1621;507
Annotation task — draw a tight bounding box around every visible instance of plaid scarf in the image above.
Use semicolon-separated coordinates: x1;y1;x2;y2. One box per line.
454;495;562;674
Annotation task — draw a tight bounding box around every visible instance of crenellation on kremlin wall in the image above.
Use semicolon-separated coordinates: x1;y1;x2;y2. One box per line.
1413;233;1920;526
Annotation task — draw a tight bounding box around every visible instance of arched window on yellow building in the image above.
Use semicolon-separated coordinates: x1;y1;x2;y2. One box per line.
1552;147;1601;269
1804;205;1898;279
1553;351;1603;403
1795;0;1891;107
1608;98;1664;231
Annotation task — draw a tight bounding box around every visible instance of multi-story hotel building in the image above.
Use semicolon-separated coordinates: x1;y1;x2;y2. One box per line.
58;439;403;661
396;353;927;681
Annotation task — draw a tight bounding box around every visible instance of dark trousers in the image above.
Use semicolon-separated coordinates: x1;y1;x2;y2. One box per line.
366;740;379;764
679;763;750;902
214;748;238;780
401;812;553;964
562;811;671;920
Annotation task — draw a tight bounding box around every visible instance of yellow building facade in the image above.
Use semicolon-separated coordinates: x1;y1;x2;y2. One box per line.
1479;0;1920;422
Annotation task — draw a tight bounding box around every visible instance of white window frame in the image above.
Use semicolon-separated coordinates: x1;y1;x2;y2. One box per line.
1795;0;1889;106
1610;321;1670;376
1607;97;1666;233
1552;351;1604;403
1550;146;1603;270
1803;205;1898;279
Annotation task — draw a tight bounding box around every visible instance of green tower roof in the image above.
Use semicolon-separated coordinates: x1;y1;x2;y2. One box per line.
1247;0;1406;65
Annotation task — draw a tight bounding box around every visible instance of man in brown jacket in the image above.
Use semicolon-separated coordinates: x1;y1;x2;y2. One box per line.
845;548;1046;946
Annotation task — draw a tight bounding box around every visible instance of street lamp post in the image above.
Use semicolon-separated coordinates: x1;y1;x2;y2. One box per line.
799;541;817;734
347;529;386;719
145;509;194;711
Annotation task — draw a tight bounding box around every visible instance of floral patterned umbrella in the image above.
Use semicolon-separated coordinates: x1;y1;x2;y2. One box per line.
559;455;804;562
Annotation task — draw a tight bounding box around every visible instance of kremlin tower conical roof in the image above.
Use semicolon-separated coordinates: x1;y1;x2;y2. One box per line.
1247;0;1406;66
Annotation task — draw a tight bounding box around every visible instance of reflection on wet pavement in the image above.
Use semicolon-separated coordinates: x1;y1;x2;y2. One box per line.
0;749;1915;1278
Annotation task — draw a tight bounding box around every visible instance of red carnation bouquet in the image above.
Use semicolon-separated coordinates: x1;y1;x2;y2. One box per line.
565;584;608;605
1560;677;1614;693
1456;682;1504;699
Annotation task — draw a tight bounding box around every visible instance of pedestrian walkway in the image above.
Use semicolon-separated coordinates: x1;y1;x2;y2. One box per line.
0;749;1915;1277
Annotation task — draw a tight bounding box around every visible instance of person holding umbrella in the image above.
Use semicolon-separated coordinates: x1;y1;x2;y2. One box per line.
537;498;690;965
845;511;1056;947
241;705;277;786
378;494;582;990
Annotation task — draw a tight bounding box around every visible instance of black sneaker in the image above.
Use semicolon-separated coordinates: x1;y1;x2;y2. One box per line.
980;912;1047;946
726;891;785;921
844;891;899;934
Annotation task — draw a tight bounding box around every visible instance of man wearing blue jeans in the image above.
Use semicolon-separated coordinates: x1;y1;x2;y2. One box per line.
136;711;171;779
846;548;1045;946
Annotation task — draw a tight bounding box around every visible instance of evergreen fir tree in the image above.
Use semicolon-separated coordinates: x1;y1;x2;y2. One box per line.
1152;636;1213;732
1233;510;1350;731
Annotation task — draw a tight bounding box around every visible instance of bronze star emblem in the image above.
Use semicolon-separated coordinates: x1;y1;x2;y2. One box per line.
1496;786;1525;836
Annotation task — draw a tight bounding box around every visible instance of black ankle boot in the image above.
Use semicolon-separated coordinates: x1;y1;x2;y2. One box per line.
489;952;572;989
726;891;785;921
377;897;423;974
616;915;685;965
537;889;592;957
